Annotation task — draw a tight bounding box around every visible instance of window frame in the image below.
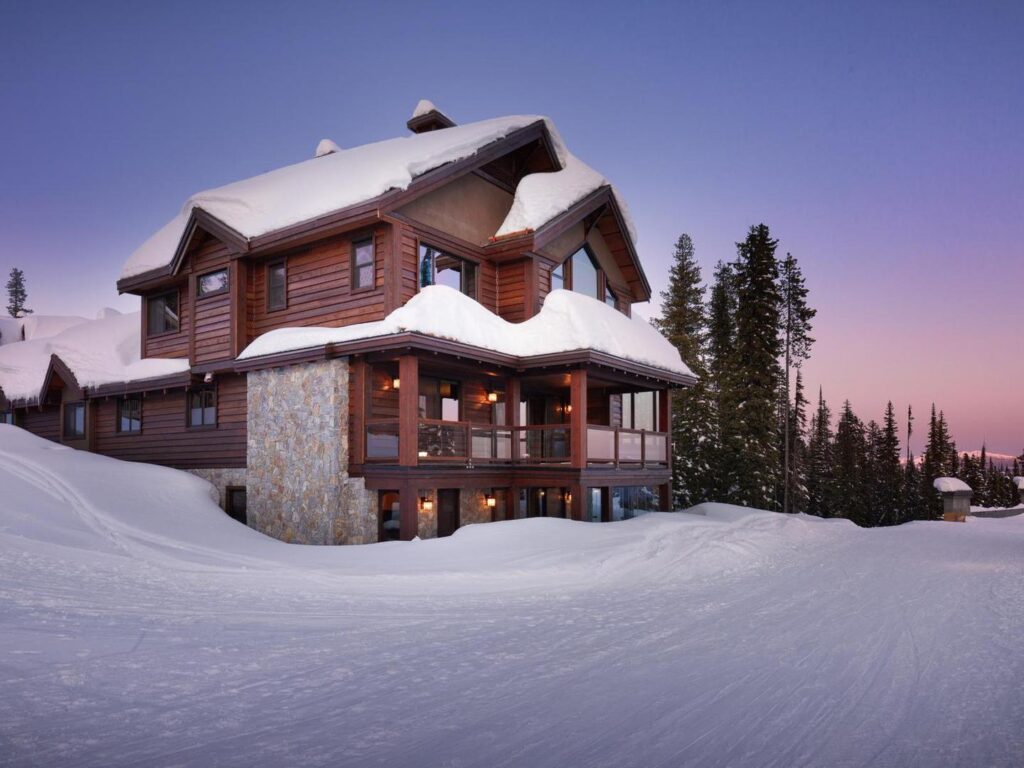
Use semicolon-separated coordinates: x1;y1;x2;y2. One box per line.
568;245;600;299
186;386;218;430
1;410;15;426
116;395;143;434
146;289;180;337
196;268;229;299
351;237;376;292
225;486;248;525
266;258;288;312
417;240;479;300
62;401;86;440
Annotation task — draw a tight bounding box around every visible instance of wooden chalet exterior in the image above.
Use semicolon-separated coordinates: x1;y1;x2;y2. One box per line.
1;105;694;544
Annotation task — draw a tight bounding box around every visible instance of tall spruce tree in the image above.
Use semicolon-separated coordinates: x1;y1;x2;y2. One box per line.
833;401;869;525
6;268;33;318
784;370;810;513
705;260;738;500
805;388;834;517
778;253;816;513
726;224;782;509
873;402;903;525
655;234;715;507
920;406;955;518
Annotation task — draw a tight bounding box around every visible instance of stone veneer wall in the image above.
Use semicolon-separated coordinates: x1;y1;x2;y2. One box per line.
247;359;377;545
460;488;493;527
187;468;247;509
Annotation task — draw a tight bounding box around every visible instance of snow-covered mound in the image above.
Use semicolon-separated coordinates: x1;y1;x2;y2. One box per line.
0;312;189;404
2;426;1021;767
122;113;633;279
0;313;89;346
238;285;692;376
1014;476;1024;490
934;476;972;493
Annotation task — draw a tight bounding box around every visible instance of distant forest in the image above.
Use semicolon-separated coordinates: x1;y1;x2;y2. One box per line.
656;227;1023;525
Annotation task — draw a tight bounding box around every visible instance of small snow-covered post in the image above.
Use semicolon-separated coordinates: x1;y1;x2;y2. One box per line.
933;477;972;522
1014;477;1024;507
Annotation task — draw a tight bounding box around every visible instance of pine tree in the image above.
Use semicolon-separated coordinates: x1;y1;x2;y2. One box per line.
873;402;903;526
778;253;816;513
725;224;782;509
6;268;33;318
705;260;738;500
655;234;715;507
833;401;869;525
920;406;955;518
785;370;810;513
806;388;834;517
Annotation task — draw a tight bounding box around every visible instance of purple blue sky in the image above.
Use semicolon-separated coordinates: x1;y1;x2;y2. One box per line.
1;1;1021;454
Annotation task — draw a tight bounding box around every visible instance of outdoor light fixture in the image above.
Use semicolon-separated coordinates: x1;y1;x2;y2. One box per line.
392;377;400;389
418;450;428;458
487;391;499;403
485;493;497;508
203;372;214;384
565;492;573;504
565;404;573;414
420;496;433;512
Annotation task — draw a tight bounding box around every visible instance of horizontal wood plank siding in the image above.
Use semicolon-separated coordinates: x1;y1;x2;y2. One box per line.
191;239;233;364
496;260;528;323
21;407;60;442
143;283;190;359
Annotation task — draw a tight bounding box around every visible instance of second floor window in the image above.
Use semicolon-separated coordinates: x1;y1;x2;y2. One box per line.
267;260;287;310
419;244;476;300
147;291;179;336
570;247;599;299
352;239;374;290
418;377;460;421
63;402;86;439
604;286;617;308
118;396;142;433
551;262;565;291
197;269;228;297
187;388;217;428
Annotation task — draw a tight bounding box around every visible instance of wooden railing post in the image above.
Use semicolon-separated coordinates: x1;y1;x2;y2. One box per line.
641;429;647;468
398;354;418;466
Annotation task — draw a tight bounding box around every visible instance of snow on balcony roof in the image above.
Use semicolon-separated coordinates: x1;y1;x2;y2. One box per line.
933;477;972;494
121;113;635;280
238;285;693;378
0;312;189;404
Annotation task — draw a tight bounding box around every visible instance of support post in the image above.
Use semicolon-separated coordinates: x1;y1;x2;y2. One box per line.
350;357;367;466
399;481;418;541
507;376;521;463
398;354;419;467
570;367;587;469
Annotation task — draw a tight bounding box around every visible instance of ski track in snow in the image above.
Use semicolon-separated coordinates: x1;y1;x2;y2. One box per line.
0;427;1021;767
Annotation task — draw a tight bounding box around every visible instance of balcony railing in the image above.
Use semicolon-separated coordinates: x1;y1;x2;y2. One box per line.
365;419;667;468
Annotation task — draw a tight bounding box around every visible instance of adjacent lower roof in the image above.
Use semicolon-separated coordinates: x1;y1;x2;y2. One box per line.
119;114;636;282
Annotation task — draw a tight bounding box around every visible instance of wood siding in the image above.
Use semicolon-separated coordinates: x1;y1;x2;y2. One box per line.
496;259;529;322
93;374;247;469
21;407;60;442
142;282;190;359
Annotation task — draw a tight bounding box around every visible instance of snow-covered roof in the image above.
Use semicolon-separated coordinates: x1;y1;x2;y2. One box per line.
121;113;635;280
933;477;972;494
1014;476;1024;491
411;99;443;119
0;311;190;405
239;285;692;378
0;314;89;346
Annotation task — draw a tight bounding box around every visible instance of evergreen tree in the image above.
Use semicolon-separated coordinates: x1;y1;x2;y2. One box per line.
705;260;738;500
784;370;810;513
778;253;816;513
6;268;33;318
655;234;715;507
833;401;869;525
725;224;782;509
920;406;955;518
873;402;903;526
806;388;834;517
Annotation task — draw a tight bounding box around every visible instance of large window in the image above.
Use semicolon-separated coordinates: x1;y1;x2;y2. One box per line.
267;260;287;310
418;377;460;421
63;402;85;439
187;388;216;428
352;238;374;290
604;286;617;308
117;396;142;434
621;391;658;431
147;291;179;336
551;262;565;291
569;246;599;299
197;269;228;297
1;411;14;425
418;243;477;299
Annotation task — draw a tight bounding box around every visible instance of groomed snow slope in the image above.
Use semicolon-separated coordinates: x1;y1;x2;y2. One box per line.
239;285;693;376
1;426;1021;767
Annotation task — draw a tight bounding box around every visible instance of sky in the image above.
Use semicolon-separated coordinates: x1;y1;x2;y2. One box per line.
1;0;1021;454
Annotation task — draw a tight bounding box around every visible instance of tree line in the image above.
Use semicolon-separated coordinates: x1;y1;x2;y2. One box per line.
656;226;1023;525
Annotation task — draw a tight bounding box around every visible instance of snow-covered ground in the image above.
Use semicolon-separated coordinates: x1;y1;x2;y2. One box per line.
1;426;1021;767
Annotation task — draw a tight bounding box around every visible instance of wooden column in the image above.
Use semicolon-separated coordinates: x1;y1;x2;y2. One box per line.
399;480;418;541
398;354;419;467
570;368;588;469
507;375;521;462
601;486;612;522
659;482;673;512
229;260;247;358
350;358;367;467
569;482;585;521
659;388;673;502
384;221;404;314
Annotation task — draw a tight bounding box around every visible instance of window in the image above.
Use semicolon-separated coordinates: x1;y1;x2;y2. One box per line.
147;291;179;336
569;246;599;299
621;391;658;431
187;388;216;428
226;487;247;525
379;490;401;541
418;377;460;421
63;402;85;439
1;411;14;425
197;269;228;297
418;243;476;299
117;396;142;434
267;260;287;310
352;238;375;290
604;286;617;309
551;262;565;291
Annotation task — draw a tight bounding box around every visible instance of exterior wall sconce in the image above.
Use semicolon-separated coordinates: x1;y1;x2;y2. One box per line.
565;492;573;505
486;391;499;403
418;450;428;458
485;493;497;508
392;378;401;389
203;372;215;384
564;404;573;414
420;496;433;512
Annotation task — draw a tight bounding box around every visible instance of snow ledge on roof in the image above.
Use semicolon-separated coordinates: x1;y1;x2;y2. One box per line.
238;285;692;377
933;477;972;494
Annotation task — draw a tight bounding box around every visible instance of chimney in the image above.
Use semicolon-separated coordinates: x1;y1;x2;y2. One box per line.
407;99;456;134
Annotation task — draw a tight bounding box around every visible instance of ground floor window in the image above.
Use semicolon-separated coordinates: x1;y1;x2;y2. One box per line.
379;490;401;541
611;486;660;521
520;487;568;518
117;395;142;433
63;402;85;439
586;488;603;523
225;487;247;525
187;387;216;428
1;411;14;425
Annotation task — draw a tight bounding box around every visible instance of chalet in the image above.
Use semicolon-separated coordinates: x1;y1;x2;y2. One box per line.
0;102;695;544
